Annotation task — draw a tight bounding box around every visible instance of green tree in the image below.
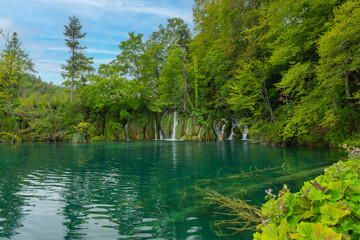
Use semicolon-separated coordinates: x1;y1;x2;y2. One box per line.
158;48;184;109
0;32;34;104
159;18;191;112
116;32;145;86
61;15;91;102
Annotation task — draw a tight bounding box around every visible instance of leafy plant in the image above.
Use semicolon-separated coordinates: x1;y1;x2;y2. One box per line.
254;157;360;240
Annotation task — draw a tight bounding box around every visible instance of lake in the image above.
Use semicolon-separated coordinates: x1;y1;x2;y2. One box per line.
0;141;345;239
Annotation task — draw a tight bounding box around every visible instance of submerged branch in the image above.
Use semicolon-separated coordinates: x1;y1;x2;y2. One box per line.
197;164;286;184
197;187;261;237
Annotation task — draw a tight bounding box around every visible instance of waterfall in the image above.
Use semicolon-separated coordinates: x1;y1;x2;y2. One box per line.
228;119;240;140
242;125;249;140
154;119;157;140
197;126;202;140
171;111;178;140
213;118;227;140
125;123;130;141
186;119;190;135
160;111;167;140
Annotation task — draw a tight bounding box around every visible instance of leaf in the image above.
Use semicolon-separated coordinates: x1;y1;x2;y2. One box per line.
328;191;343;202
327;181;347;194
261;223;280;239
297;209;315;220
308;188;330;201
320;202;351;225
297;222;341;240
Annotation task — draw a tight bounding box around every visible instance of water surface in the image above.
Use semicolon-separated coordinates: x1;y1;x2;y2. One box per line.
0;141;345;239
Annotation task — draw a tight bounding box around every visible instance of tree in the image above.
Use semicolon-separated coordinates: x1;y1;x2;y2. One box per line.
0;32;34;104
160;18;191;112
61;16;91;102
158;48;184;109
116;32;145;86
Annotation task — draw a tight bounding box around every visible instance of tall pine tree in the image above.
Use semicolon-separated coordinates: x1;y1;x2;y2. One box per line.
61;16;90;102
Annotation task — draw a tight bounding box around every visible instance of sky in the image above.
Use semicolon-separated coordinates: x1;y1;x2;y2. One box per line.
0;0;194;85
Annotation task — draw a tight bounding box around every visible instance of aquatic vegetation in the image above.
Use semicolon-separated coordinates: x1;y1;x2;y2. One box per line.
254;157;360;239
198;187;261;236
197;157;360;239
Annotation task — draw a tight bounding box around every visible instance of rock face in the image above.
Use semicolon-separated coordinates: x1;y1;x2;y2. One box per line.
100;110;249;141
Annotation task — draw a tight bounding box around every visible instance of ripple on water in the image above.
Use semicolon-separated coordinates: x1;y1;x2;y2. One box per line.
186;235;202;240
142;218;158;223
134;226;153;231
187;226;202;233
132;233;153;238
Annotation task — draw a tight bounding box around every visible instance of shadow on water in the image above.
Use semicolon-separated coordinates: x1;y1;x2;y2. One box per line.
0;141;346;239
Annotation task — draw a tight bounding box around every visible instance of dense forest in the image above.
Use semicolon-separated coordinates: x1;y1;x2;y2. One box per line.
1;0;360;147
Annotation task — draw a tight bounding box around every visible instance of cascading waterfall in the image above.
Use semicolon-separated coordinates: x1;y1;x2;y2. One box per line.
186;118;190;135
213;119;228;140
197;126;202;140
242;125;249;140
160;111;167;140
171;111;178;140
154;119;157;140
228;119;240;140
125;123;130;141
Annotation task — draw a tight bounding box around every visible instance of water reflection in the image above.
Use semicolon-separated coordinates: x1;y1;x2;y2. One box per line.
0;142;346;239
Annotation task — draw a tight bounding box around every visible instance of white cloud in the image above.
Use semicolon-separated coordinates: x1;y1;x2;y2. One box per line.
93;58;113;64
35;60;62;73
34;0;193;23
0;18;13;30
86;48;119;54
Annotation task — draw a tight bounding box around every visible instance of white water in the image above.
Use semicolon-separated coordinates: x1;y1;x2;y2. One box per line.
228;119;240;140
125;123;130;141
171;111;178;140
213;119;228;140
154;119;157;140
197;126;202;140
160;111;167;140
242;125;249;140
186;119;190;135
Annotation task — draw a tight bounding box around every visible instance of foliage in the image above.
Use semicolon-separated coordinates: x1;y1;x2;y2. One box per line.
61;15;93;102
254;157;360;240
2;1;360;146
0;32;34;103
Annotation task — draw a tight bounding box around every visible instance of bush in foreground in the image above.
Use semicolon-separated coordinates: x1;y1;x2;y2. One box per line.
254;157;360;240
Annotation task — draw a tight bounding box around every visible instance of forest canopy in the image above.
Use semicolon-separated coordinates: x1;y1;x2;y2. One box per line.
0;0;360;146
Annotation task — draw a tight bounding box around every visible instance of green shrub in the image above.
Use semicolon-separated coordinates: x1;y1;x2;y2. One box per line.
90;135;105;142
254;157;360;240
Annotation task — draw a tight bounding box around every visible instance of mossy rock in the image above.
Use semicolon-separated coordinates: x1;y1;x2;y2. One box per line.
127;112;157;140
232;125;243;140
223;120;232;139
160;112;173;139
71;133;85;143
192;136;200;141
119;128;127;141
200;127;217;141
183;135;192;141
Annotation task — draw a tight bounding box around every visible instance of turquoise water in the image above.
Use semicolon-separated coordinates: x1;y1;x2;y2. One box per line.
0;141;345;239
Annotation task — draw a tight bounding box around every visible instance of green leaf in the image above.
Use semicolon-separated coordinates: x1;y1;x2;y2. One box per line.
327;181;347;193
320;202;351;225
261;223;280;240
297;222;341;240
308;188;330;201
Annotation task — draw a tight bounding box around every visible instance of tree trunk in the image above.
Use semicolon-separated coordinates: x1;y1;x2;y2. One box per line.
183;48;188;113
194;57;198;109
71;36;75;103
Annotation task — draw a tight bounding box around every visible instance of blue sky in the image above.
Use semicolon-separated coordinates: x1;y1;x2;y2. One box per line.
0;0;194;84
